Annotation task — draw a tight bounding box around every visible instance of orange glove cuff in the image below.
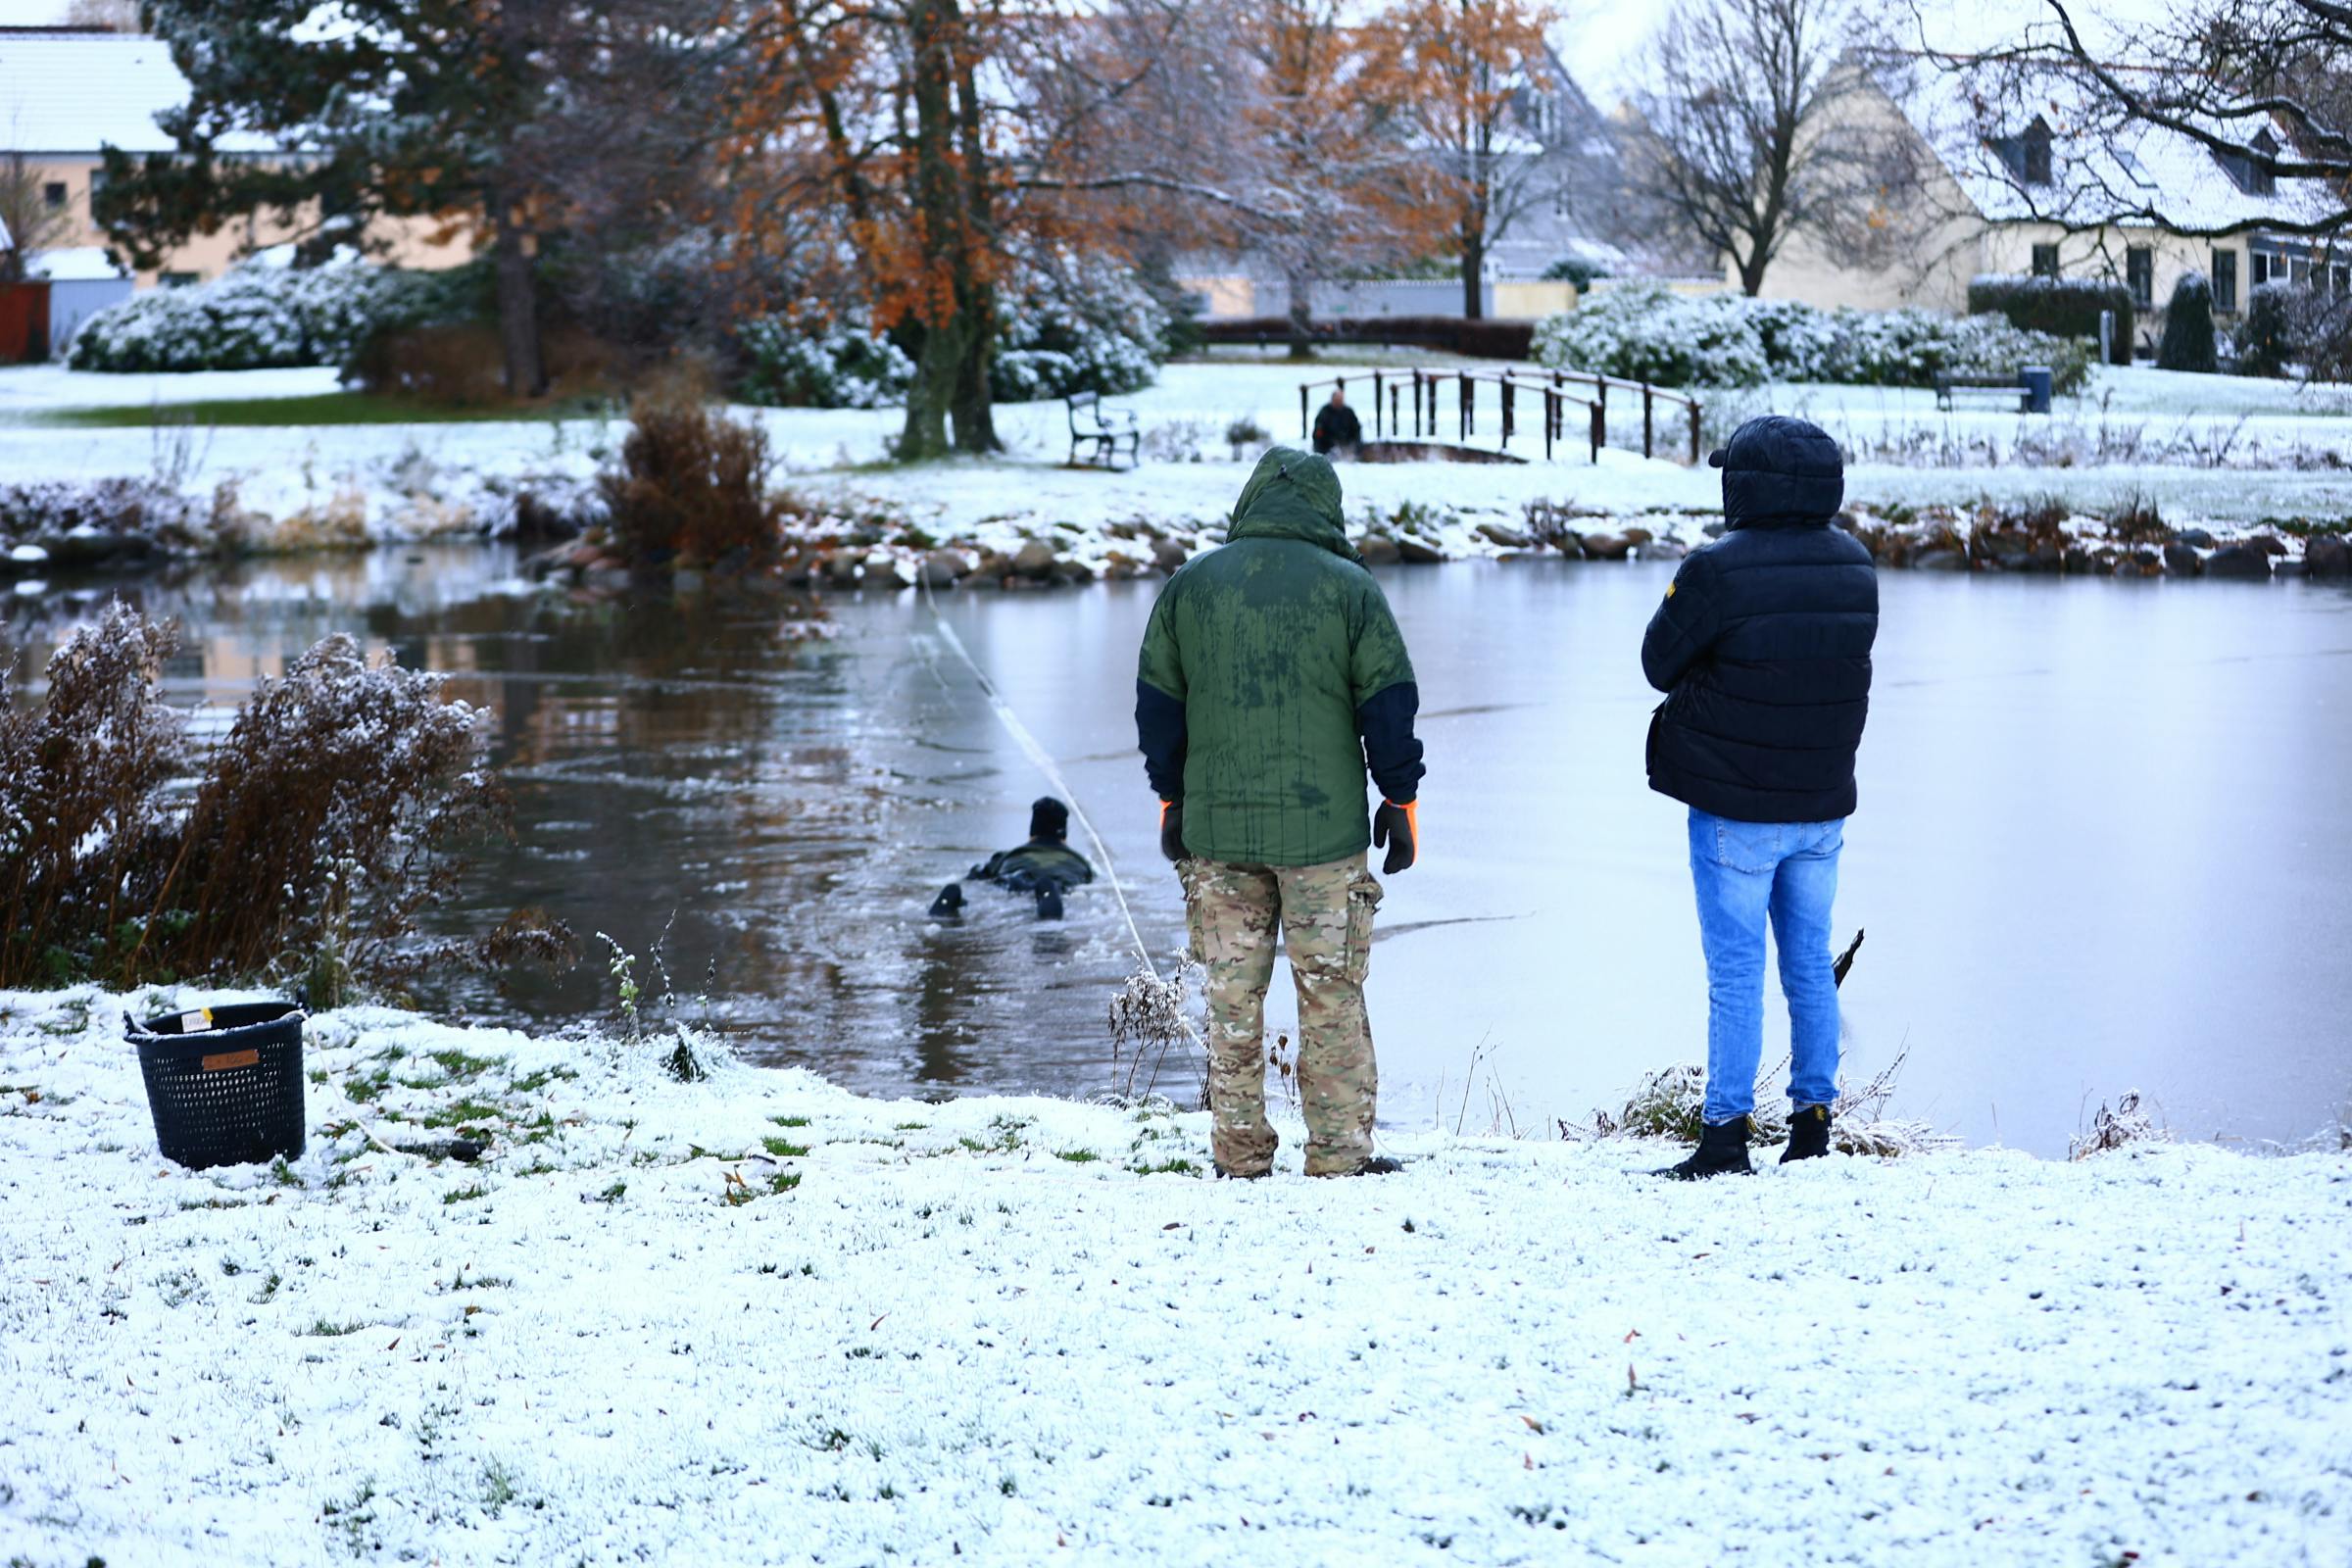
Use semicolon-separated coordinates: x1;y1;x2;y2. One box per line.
1386;800;1417;840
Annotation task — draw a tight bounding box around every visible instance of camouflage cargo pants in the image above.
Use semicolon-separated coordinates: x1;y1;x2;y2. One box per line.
1181;855;1384;1176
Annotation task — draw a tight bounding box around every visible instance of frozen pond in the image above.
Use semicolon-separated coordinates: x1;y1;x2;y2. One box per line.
11;548;2350;1155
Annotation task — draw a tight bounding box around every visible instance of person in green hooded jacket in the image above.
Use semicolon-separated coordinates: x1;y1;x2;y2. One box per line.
1135;446;1424;1179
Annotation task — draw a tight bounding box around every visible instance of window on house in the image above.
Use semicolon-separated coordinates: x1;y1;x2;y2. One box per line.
41;181;67;211
2022;120;2053;185
2212;248;2238;312
2333;263;2350;298
2248;130;2278;197
2290;257;2312;285
2127;246;2153;309
2250;251;2275;287
2114;147;2156;189
159;270;199;288
2031;243;2062;278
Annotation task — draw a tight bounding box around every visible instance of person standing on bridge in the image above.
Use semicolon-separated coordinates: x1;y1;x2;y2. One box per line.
1311;387;1362;457
1136;446;1423;1179
1642;416;1878;1179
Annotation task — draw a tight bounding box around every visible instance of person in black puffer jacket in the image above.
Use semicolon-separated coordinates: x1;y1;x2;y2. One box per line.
1641;415;1878;1179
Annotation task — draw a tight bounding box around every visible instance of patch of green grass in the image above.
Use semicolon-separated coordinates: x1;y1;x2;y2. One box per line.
593;1180;627;1204
343;1069;392;1105
893;1121;927;1131
1130;1157;1201;1177
769;1171;803;1195
770;1115;812;1128
441;1184;489;1205
510;1065;577;1095
270;1156;304;1189
1054;1150;1102;1164
420;1098;505;1130
31;391;613;428
308;1319;366;1337
428;1049;507;1081
761;1136;810;1158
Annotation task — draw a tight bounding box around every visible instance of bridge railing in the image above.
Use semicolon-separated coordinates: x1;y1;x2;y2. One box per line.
1298;367;1702;466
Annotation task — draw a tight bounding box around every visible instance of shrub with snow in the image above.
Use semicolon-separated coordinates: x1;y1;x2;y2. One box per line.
735;311;917;410
1535;284;2093;394
2156;272;2219;374
735;253;1170;410
67;257;433;373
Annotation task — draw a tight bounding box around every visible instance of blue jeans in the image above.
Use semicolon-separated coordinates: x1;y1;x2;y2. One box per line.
1687;808;1844;1125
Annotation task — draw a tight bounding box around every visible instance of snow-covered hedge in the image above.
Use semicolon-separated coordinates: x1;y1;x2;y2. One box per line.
735;253;1171;409
735;311;916;410
1536;284;2095;394
989;252;1169;402
67;257;432;374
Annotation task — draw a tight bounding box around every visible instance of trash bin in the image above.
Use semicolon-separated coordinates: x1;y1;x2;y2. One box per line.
2019;365;2053;415
131;1001;307;1170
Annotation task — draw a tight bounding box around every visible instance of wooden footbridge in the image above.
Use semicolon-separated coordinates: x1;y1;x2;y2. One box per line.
1298;367;1703;465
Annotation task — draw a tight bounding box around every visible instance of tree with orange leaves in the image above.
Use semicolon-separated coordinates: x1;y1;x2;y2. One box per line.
1366;0;1562;318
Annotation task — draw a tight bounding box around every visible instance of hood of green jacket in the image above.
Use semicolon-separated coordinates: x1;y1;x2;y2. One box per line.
1227;446;1356;560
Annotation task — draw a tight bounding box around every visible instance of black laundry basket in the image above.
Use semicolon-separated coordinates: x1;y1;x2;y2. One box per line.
131;1001;307;1170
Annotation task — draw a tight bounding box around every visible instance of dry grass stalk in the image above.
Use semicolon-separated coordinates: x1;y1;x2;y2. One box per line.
2069;1091;2174;1160
1558;1046;1957;1158
600;391;788;564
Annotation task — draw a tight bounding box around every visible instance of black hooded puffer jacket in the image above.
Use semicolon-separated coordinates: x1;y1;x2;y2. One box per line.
1641;416;1878;823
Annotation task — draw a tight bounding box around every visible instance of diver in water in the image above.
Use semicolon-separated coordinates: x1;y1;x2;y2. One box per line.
929;797;1096;921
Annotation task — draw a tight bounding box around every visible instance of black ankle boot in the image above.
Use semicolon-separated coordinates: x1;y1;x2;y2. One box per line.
1782;1103;1832;1163
1657;1116;1753;1180
1035;887;1064;921
927;883;964;919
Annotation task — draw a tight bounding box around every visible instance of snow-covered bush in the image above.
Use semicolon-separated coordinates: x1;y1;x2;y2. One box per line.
735;311;916;409
2156;272;2218;373
68;257;433;373
989;251;1170;403
1535;283;2093;393
734;253;1170;410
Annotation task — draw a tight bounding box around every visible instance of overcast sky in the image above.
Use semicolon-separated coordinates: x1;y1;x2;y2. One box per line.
1563;0;2180;108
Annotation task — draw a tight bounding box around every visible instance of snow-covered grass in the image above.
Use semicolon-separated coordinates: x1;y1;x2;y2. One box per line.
3;985;2346;1565
0;361;2345;561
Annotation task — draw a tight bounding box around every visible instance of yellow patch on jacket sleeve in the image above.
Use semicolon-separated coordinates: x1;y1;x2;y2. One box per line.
1665;580;1676;600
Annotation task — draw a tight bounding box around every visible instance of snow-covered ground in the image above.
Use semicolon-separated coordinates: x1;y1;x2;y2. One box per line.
3;986;2346;1565
1;360;2346;556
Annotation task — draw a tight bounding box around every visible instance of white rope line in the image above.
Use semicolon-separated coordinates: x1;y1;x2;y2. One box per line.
915;574;1159;975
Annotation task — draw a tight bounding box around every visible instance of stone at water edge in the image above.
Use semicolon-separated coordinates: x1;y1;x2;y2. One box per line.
920;550;969;588
2176;526;2217;549
2303;536;2351;578
2250;535;2288;557
2205;543;2275;580
2163;542;2204;577
1477;521;1532;550
824;547;863;586
1357;535;1403;567
1396;538;1447;565
1580;533;1633;561
1150;537;1190;573
1641;538;1689;561
1913;548;1967;571
1011;539;1057;579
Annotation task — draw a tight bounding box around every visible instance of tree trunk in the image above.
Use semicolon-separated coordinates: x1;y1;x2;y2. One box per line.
949;48;999;455
897;0;966;461
1461;221;1485;319
1285;268;1315;361
492;203;547;399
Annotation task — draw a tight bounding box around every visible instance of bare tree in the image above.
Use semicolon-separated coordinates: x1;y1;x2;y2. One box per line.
1628;0;1918;294
0;150;74;284
1924;0;2350;242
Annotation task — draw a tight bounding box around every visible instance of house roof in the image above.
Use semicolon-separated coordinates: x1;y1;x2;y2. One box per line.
1888;58;2333;235
29;244;125;279
0;34;273;154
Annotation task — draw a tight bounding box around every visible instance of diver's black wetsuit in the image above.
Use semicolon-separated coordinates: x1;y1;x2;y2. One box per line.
930;798;1095;920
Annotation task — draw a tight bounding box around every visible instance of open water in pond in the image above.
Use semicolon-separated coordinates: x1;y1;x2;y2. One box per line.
12;547;2350;1156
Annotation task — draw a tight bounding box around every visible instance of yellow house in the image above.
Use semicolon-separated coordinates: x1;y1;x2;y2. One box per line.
0;30;466;288
1738;58;2344;354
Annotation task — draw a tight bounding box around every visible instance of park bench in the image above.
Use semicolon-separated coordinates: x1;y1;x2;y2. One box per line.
1934;372;2031;414
1067;391;1141;469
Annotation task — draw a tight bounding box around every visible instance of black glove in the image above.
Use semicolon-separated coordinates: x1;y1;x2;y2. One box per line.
1372;800;1417;875
1159;800;1186;862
